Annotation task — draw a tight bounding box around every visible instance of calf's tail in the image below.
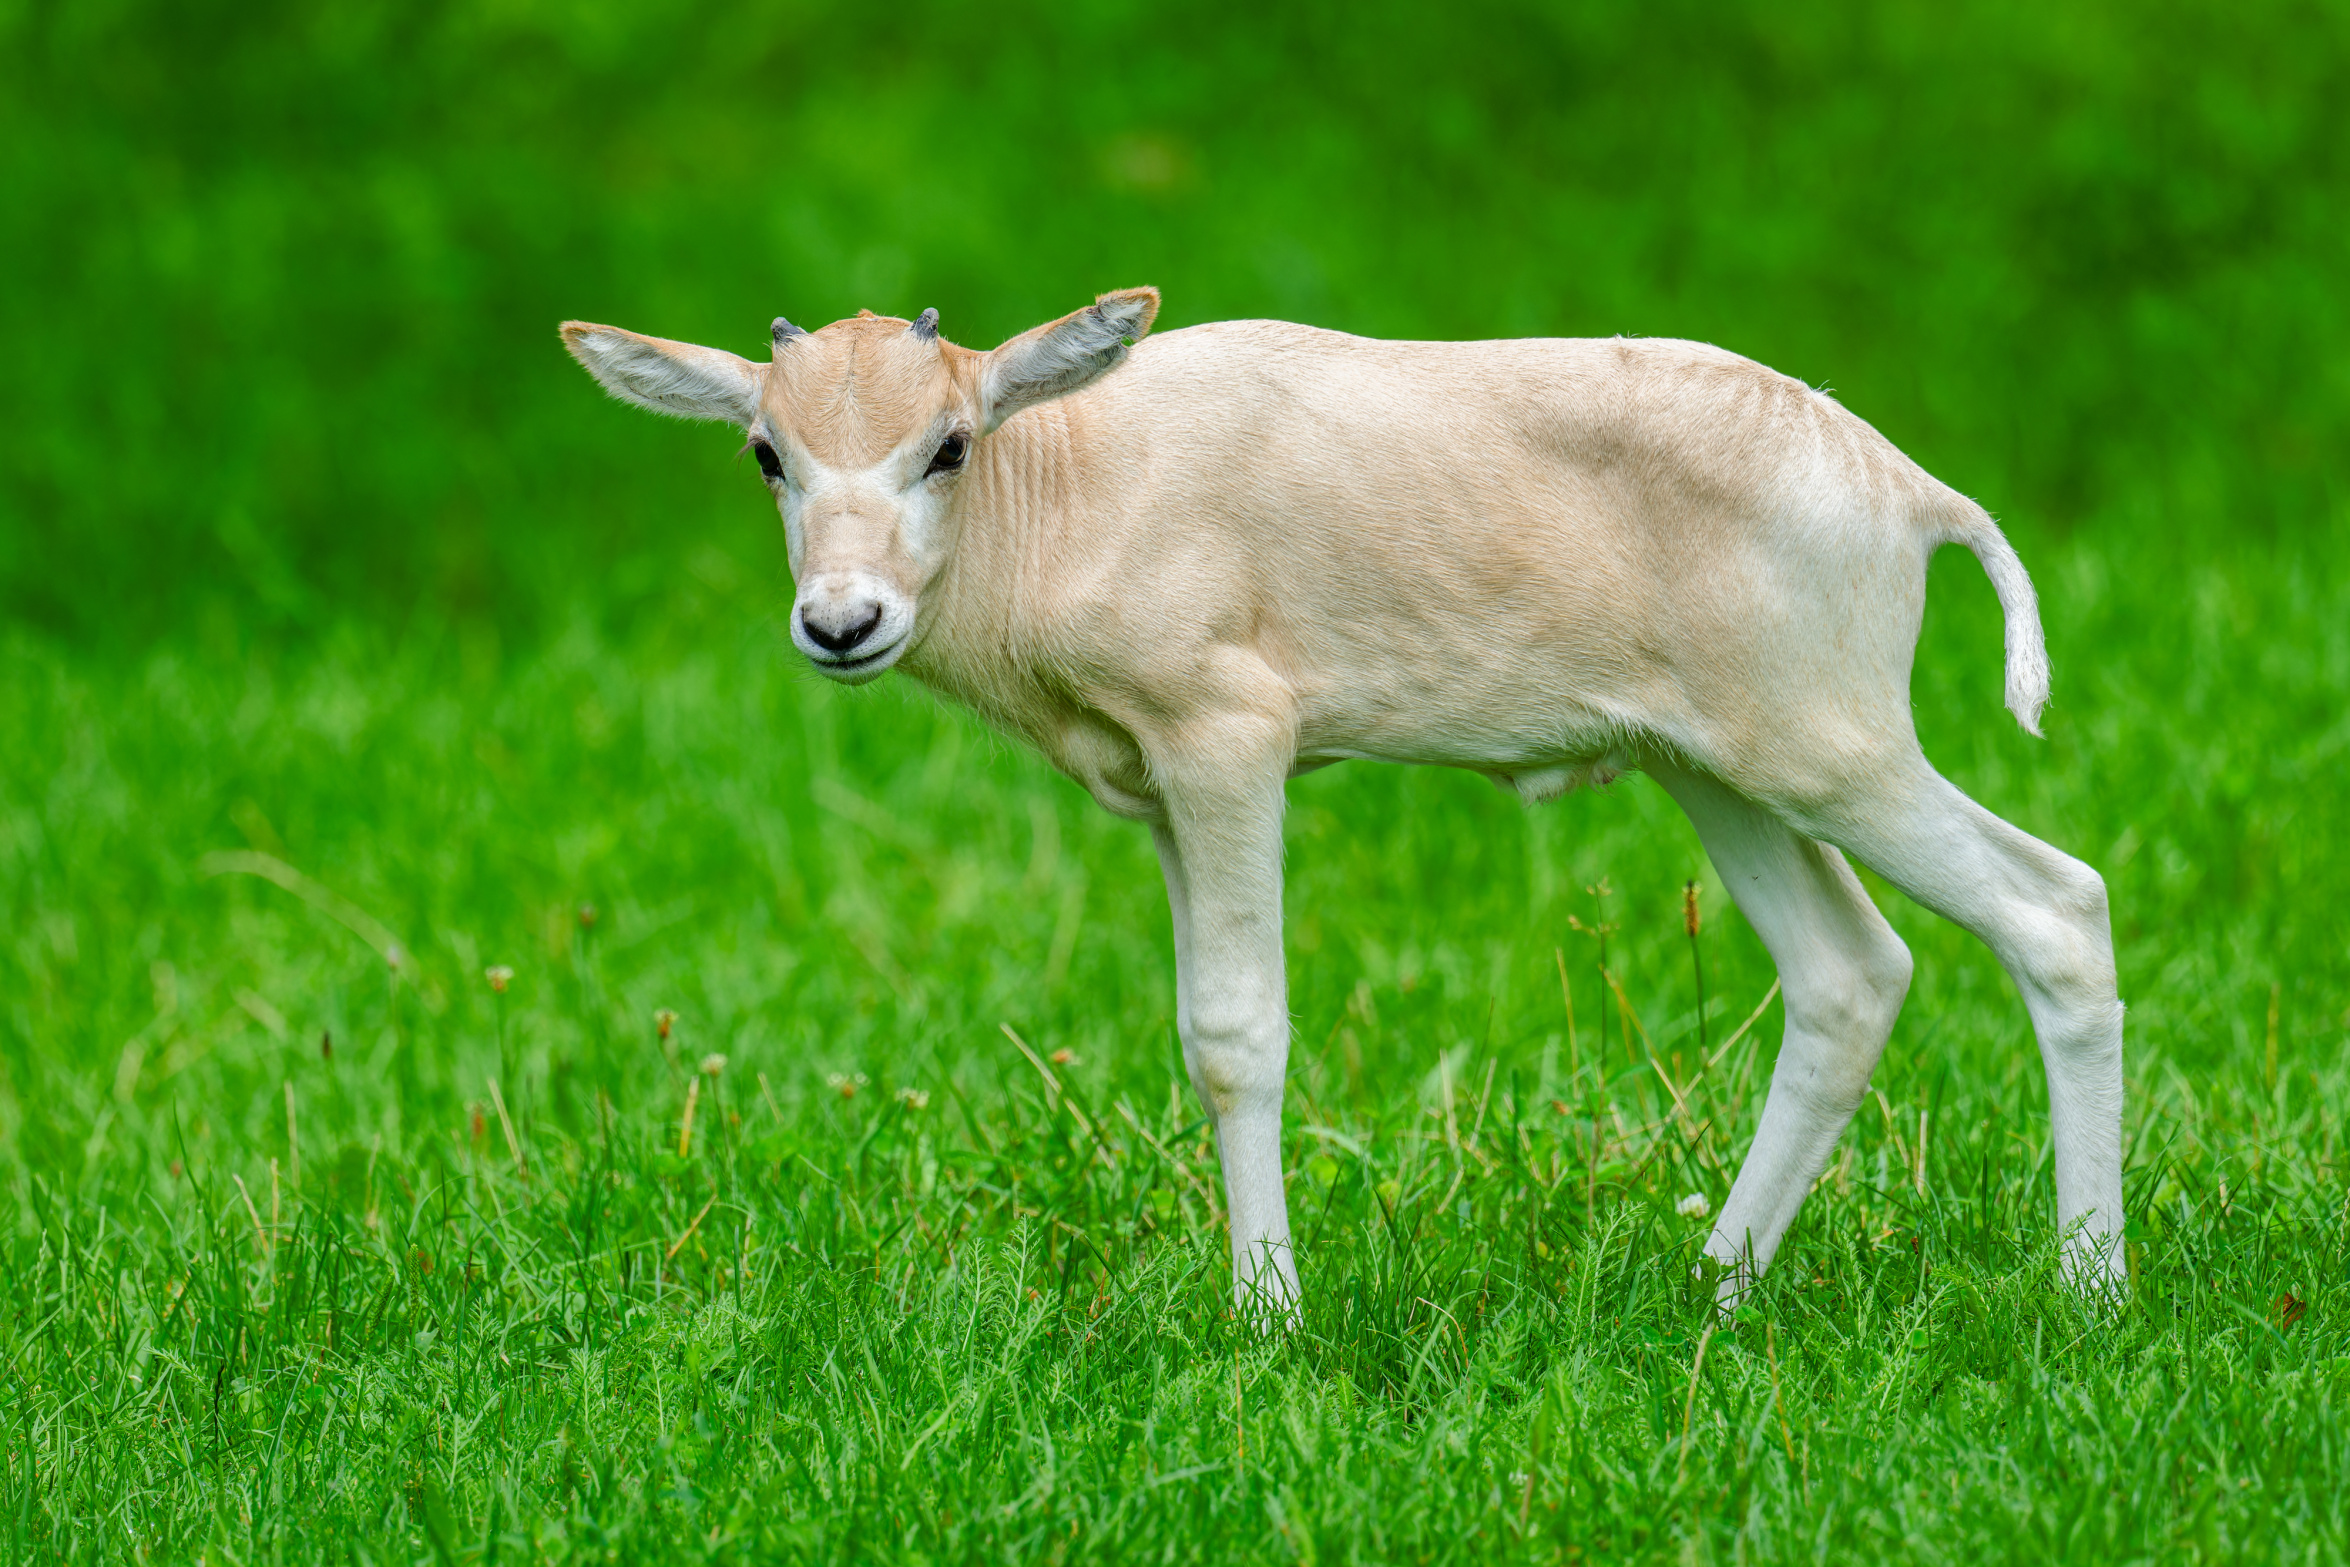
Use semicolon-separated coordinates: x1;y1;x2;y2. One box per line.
1925;491;2051;736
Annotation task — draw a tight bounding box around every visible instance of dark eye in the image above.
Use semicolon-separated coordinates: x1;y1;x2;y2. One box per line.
752;439;784;483
925;433;967;476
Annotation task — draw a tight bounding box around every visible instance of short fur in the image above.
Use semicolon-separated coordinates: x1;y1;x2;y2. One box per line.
559;292;2128;1313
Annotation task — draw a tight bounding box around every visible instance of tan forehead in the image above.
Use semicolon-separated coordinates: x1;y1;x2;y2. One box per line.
762;313;980;465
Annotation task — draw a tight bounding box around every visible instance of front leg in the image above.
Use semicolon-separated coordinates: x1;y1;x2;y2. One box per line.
1148;733;1298;1320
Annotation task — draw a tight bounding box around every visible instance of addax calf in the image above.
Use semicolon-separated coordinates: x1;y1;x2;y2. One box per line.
562;291;2127;1311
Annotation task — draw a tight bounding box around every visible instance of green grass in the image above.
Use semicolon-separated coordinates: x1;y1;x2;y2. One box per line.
4;522;2347;1563
8;0;2350;1560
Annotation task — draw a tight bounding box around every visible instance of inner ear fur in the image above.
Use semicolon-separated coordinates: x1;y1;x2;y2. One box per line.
980;287;1160;432
560;322;765;424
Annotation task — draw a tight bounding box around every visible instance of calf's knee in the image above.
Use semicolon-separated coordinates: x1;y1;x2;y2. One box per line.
1777;934;1912;1112
1183;1010;1289;1117
1788;930;1911;1042
2009;860;2120;1021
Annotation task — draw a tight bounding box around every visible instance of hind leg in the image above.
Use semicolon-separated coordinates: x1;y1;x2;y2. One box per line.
1650;761;1914;1295
1779;756;2128;1292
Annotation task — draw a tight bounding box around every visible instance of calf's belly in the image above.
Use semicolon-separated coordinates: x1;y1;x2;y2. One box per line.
1289;640;1673;783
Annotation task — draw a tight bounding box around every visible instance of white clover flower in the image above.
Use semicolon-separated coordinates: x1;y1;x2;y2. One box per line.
699;1053;728;1076
485;965;514;993
1676;1191;1711;1219
896;1087;931;1110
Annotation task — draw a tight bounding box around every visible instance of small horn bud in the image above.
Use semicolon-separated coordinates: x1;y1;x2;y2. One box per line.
909;307;939;340
771;317;805;345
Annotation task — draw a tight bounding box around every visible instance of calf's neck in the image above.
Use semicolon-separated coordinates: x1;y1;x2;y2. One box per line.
562;289;2127;1311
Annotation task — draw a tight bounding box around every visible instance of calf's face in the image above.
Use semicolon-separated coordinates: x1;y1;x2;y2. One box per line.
560;289;1158;684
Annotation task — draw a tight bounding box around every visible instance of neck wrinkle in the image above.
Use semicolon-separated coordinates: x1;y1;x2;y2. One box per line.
907;399;1075;721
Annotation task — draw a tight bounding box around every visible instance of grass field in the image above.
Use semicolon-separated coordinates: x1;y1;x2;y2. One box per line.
6;528;2347;1563
6;2;2350;1562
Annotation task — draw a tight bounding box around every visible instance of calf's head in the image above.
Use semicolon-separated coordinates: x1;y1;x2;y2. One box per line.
560;289;1159;682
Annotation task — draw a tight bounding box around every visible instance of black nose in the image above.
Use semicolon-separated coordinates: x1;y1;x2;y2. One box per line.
801;601;884;654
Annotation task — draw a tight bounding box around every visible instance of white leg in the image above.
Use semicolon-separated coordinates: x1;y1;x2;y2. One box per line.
1150;747;1298;1319
1150;820;1212;1132
1649;762;1913;1297
1783;762;2128;1293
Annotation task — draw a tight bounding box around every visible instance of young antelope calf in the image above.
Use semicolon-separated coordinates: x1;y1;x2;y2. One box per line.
562;290;2127;1311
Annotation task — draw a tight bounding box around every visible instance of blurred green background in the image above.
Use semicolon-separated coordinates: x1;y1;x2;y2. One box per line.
6;0;2344;649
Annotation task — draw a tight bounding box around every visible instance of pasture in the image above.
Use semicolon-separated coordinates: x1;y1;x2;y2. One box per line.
4;2;2347;1561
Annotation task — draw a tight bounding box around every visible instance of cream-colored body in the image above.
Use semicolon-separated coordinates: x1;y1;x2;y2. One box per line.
563;294;2127;1312
917;322;1962;811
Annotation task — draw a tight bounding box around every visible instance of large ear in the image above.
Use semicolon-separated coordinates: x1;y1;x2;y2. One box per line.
559;322;764;424
979;287;1160;432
